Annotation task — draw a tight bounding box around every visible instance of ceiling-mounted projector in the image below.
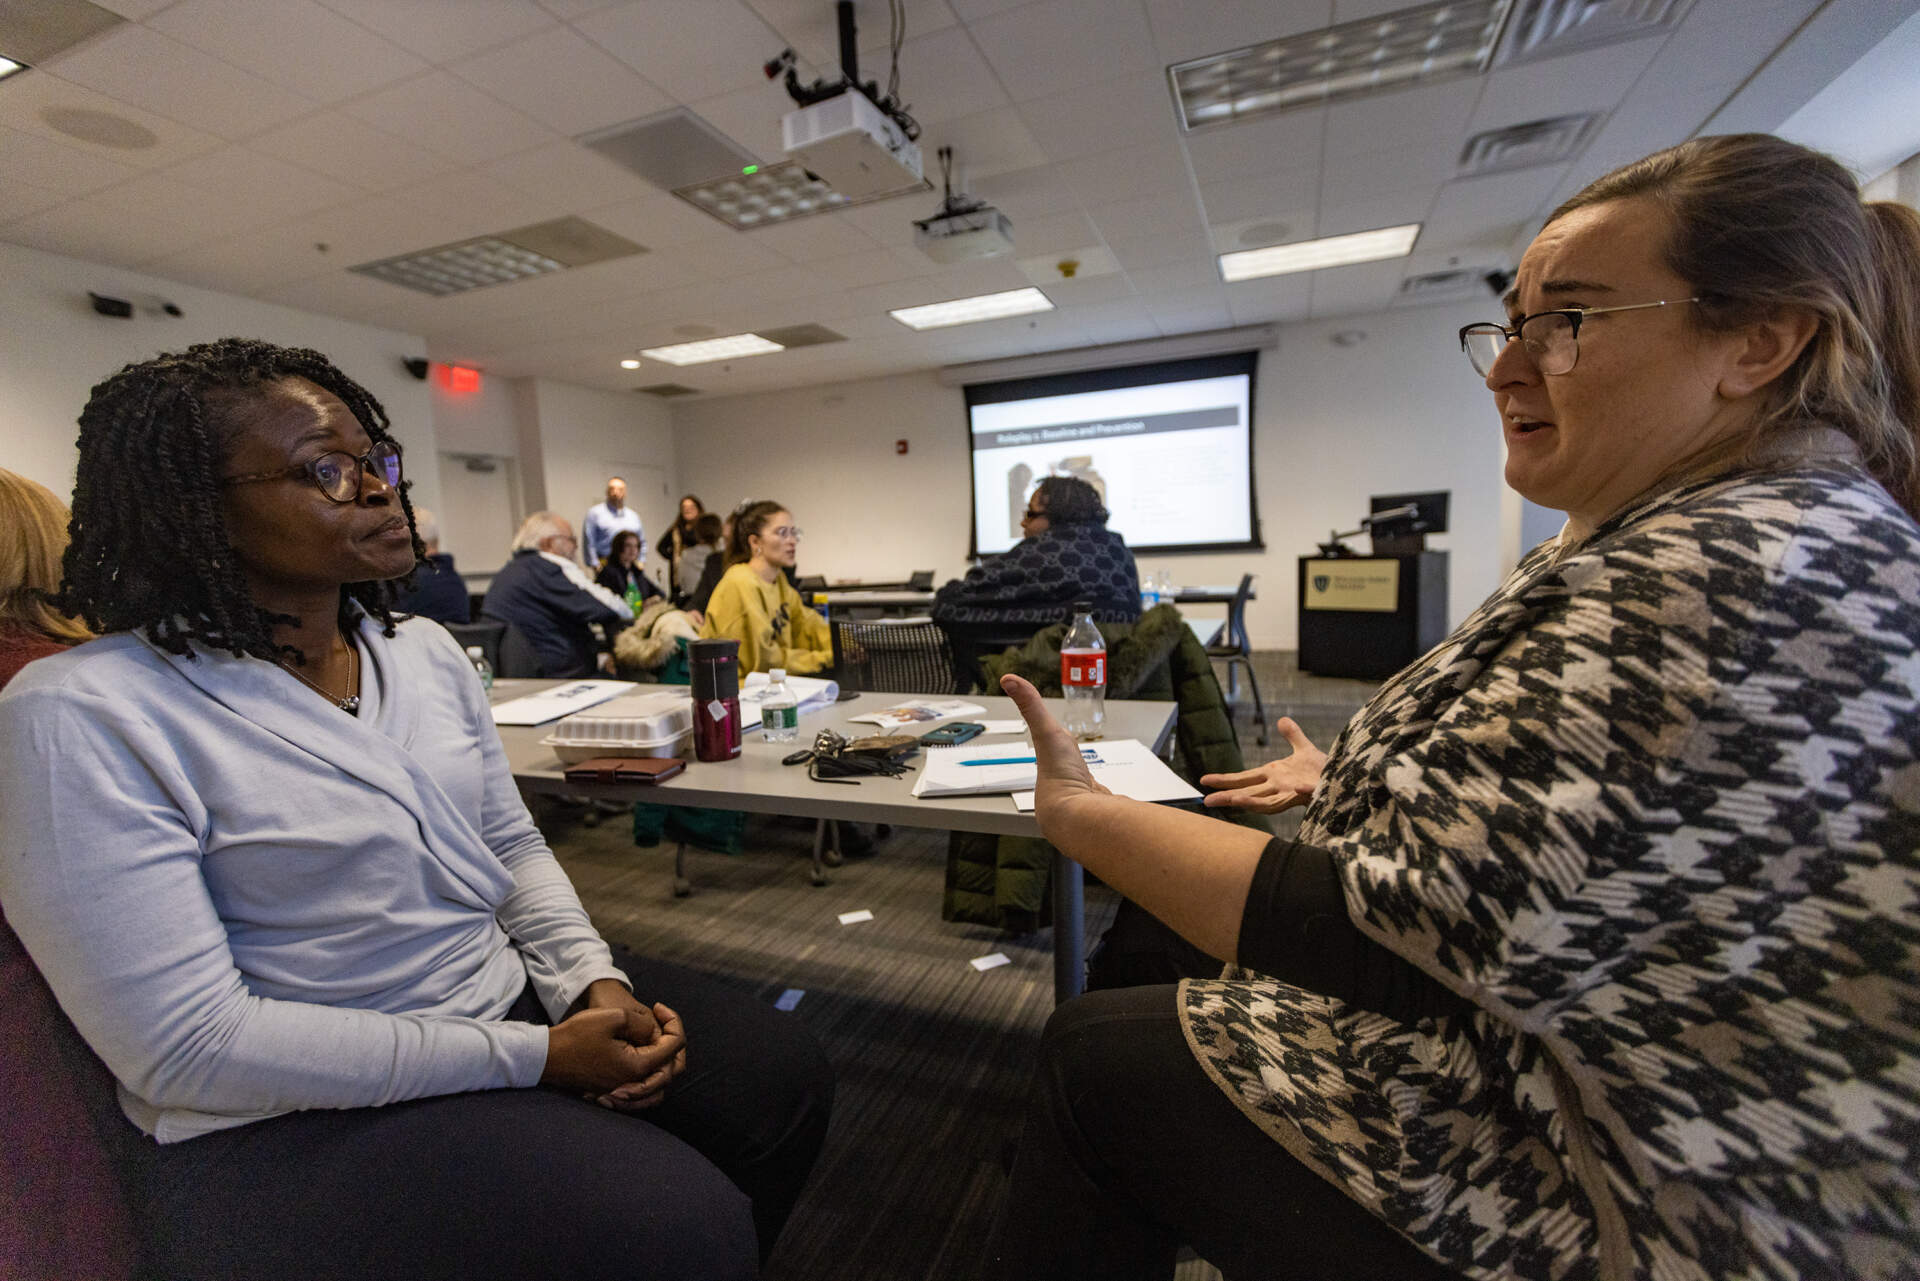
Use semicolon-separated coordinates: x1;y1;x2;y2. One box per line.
915;205;1013;263
782;91;923;200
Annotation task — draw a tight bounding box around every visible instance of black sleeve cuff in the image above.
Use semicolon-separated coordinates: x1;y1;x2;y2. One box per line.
1236;836;1469;1023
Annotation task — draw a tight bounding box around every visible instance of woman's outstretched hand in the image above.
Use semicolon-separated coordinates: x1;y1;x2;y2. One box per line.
999;675;1110;840
1199;717;1327;815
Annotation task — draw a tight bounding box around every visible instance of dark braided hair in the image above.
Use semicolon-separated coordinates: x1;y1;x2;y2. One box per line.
51;338;423;663
1032;476;1108;527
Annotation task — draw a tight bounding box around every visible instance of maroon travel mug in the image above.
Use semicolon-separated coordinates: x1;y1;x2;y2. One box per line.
689;638;742;762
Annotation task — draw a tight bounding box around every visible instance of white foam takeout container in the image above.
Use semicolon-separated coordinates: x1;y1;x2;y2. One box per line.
541;689;694;763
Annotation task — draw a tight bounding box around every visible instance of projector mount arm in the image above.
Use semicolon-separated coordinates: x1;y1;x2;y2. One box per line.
764;1;920;140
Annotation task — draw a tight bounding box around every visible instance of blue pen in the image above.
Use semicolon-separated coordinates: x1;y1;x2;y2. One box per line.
960;748;1100;767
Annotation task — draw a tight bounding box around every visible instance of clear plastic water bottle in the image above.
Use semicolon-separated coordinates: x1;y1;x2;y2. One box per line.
465;645;493;691
1141;573;1159;611
1060;602;1106;740
760;667;800;742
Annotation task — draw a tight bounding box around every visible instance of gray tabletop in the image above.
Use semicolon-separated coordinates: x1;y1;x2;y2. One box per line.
492;683;1176;839
492;682;1179;1002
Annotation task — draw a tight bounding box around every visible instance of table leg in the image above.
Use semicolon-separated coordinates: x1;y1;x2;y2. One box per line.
1050;852;1084;1004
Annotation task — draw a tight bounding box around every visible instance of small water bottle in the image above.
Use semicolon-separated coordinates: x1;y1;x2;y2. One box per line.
1141;573;1159;610
465;644;493;691
1060;602;1106;740
760;667;800;743
624;580;644;613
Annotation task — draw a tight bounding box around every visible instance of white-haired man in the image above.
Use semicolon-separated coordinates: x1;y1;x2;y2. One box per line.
481;513;632;676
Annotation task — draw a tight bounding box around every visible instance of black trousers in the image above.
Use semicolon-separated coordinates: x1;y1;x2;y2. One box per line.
983;985;1460;1281
132;950;832;1281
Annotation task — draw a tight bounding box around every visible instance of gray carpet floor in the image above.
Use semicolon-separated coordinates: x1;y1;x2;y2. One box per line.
542;651;1377;1281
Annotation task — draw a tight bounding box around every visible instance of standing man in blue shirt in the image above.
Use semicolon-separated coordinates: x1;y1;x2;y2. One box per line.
581;476;643;571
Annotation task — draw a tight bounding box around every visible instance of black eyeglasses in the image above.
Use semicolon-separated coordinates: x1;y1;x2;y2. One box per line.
1021;508;1046;521
221;440;403;504
1459;298;1699;377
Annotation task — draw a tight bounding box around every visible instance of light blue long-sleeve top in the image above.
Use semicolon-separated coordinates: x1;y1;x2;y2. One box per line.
0;613;627;1142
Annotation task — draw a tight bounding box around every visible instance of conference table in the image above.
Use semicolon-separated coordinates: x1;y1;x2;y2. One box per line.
490;682;1181;1003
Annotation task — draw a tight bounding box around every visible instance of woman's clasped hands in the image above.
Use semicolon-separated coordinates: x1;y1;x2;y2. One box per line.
541;978;688;1112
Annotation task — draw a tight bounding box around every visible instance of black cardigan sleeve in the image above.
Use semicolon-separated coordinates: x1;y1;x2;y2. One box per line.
1237;836;1468;1023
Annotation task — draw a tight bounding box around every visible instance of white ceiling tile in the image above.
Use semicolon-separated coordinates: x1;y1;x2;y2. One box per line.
917;104;1048;179
450;25;674;136
1198;166;1319;227
0;73;226;170
1182;108;1324;184
1143;283;1232;324
1020;243;1117;285
141;237;329;295
44;25;316;139
0;177;69;224
6;178;256;266
147;0;426;103
0;124;143;194
284;196;488;268
1005;211;1098;257
1089;188;1205;242
948;0;1048;20
810;245;943;289
261;269;445;327
484;141;656;208
1017;71;1178;161
575;0;787;103
390;170;571;238
1105;229;1214;270
1316;189;1433;238
1470;36;1667;134
1069;297;1159;343
312;0;555;61
343;72;557;166
1052;141;1191;208
1144;0;1330;65
1420;165;1567;247
970;0;1158;98
1319;140;1454;207
90;0;175;16
1332;0;1423;19
159;146;359;228
1043;272;1137;306
1306;257;1404;319
743;213;886;263
1324;77;1487;159
1127;259;1225;295
835;192;935;246
885;23;1008;125
746;0;959;70
1224;272;1312;326
251;110;461;193
536;0;620;16
686;78;804;165
970;164;1082;220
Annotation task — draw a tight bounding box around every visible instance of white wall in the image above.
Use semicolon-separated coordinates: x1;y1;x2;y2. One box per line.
0;241;437;515
672;300;1514;649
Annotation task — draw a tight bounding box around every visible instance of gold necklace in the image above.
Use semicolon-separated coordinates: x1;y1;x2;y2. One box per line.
282;635;360;713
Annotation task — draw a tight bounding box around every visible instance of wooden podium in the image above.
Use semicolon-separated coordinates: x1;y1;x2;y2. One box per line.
1297;551;1448;680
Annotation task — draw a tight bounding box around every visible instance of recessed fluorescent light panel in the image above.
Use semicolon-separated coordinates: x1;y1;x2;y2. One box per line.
1219;224;1421;282
639;334;785;366
1170;0;1510;128
890;288;1054;330
675;160;850;229
0;56;27;81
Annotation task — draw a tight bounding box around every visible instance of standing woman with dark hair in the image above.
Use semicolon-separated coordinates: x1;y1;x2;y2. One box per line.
0;339;830;1281
657;494;705;599
698;500;831;675
986;135;1920;1281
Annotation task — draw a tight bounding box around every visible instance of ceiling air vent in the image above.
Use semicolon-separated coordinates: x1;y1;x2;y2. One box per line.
350;217;644;297
1459;112;1601;176
1399;269;1481;299
635;383;700;397
1496;0;1693;66
756;324;846;349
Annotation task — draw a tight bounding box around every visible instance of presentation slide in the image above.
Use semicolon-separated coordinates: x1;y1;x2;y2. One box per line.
966;353;1258;555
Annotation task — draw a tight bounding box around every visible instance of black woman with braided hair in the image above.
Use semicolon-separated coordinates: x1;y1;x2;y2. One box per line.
0;339;830;1281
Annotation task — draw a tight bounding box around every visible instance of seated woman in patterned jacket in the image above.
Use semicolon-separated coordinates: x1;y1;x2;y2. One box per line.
984;134;1920;1281
932;476;1141;628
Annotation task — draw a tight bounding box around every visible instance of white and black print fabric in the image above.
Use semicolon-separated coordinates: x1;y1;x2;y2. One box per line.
1181;460;1920;1280
932;524;1142;626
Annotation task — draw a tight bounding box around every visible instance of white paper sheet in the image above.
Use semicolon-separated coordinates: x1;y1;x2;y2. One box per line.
911;738;1200;805
845;698;986;731
737;671;839;731
489;680;633;726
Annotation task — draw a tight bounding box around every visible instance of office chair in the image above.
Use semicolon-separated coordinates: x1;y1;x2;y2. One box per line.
443;619;507;674
494;622;546;679
1204;573;1267;745
830;617;961;696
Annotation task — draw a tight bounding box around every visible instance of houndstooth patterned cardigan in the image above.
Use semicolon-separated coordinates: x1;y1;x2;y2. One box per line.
1181;458;1920;1280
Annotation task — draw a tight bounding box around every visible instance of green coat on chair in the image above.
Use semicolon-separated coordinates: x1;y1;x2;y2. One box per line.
941;604;1269;933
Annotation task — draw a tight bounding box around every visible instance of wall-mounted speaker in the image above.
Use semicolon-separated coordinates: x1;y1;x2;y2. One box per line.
402;357;430;380
89;292;133;318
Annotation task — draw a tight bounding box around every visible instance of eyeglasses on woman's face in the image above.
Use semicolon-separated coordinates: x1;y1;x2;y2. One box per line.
1458;298;1700;377
221;439;403;504
766;525;802;540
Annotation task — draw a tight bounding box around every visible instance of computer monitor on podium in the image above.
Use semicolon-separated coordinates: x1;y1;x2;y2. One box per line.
1367;490;1448;554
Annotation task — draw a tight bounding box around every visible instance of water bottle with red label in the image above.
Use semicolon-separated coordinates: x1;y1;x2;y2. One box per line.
1059;601;1106;740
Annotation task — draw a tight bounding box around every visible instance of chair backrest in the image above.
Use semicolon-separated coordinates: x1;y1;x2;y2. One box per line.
1229;573;1255;651
832;618;959;695
906;569;935;590
936;620;1050;694
443;619;507;673
496;621;546;678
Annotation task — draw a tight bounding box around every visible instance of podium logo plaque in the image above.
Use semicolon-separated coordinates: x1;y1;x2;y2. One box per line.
1303;559;1400;611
